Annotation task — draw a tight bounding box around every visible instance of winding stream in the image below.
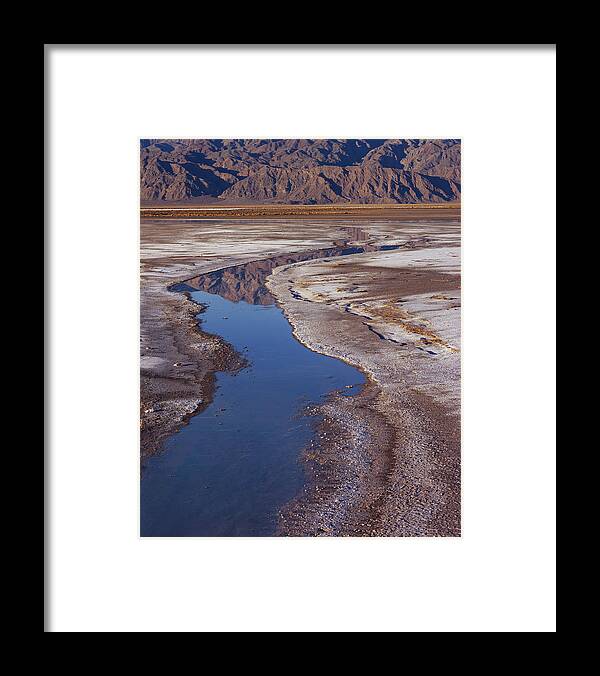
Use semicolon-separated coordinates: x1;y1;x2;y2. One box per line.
140;244;387;537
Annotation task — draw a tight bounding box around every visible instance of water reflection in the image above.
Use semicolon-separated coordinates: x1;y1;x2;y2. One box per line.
171;243;397;305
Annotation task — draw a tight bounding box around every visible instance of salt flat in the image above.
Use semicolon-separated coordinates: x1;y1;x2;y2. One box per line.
140;213;461;536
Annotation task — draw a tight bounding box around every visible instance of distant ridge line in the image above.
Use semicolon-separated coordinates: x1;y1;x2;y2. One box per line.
140;139;461;204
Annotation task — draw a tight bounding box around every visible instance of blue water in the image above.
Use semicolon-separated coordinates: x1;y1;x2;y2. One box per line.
140;289;365;537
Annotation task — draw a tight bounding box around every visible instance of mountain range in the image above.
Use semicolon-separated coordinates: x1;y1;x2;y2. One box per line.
140;139;461;204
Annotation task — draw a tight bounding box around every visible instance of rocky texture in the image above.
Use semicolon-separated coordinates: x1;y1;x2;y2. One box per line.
140;139;460;204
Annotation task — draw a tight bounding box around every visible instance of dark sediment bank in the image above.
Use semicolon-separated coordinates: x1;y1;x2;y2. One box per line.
140;294;246;461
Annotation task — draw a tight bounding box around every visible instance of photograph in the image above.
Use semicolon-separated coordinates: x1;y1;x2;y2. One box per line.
47;44;555;632
139;139;461;537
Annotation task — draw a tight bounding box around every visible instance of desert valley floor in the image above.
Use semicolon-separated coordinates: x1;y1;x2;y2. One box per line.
140;205;461;537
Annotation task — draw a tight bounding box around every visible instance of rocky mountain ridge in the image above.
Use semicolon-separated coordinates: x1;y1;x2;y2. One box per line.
140;139;461;204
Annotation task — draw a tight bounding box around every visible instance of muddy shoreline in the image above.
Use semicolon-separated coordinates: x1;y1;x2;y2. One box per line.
140;292;246;461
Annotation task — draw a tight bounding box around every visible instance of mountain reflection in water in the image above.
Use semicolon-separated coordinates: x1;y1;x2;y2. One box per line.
172;243;390;305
